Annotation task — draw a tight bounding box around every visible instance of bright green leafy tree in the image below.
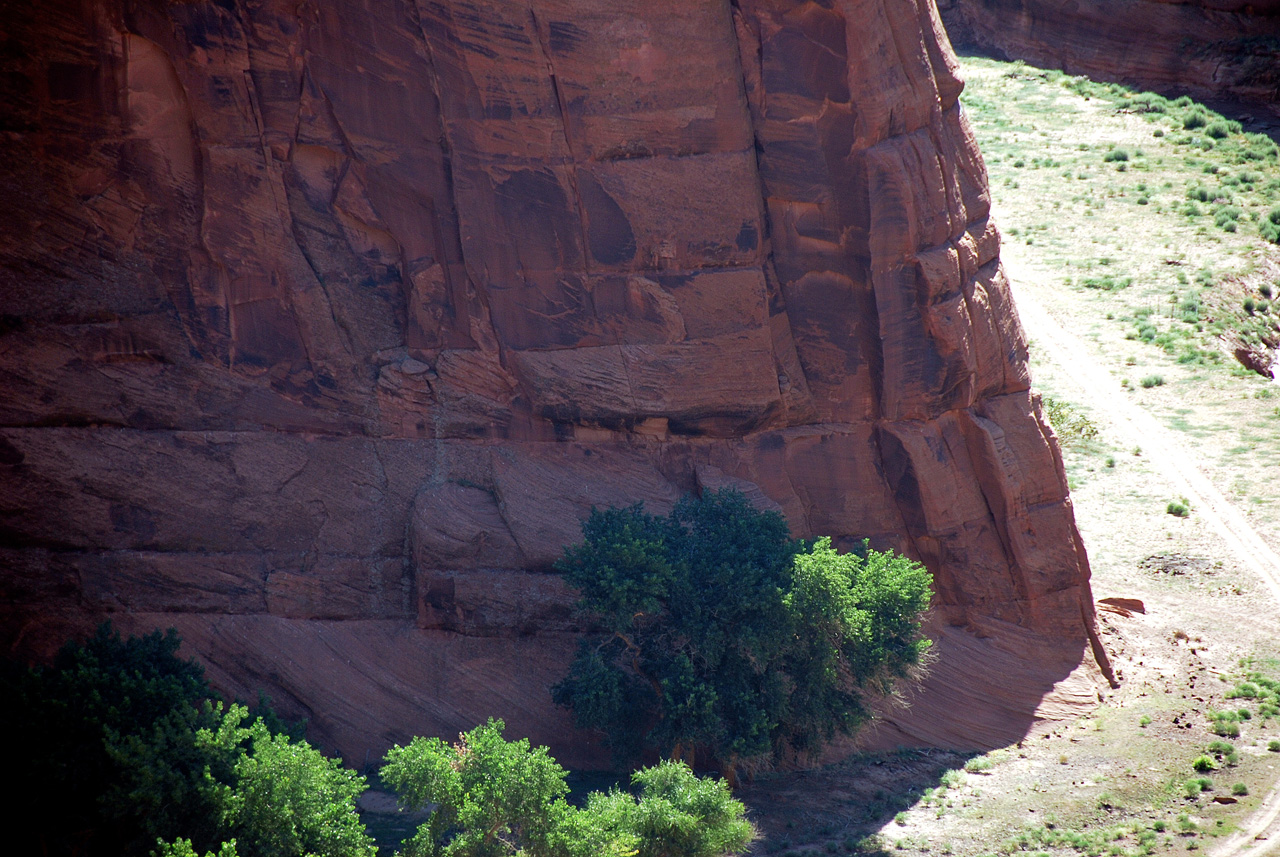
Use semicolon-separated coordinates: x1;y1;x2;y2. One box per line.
552;490;933;775
196;703;375;857
380;719;753;857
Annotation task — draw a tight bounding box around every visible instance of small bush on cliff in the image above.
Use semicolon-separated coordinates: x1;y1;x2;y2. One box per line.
381;718;753;857
552;490;933;778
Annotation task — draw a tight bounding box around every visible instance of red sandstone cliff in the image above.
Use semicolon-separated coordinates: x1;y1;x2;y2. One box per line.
939;0;1280;108
1;0;1105;766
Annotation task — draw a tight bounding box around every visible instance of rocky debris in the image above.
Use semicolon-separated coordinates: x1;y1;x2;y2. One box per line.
1;0;1106;764
1098;597;1147;617
1140;555;1215;577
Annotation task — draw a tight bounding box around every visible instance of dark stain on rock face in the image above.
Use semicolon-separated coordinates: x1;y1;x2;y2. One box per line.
735;221;758;252
495;169;583;271
547;21;588;55
579;170;637;266
0;437;24;466
109;503;157;543
875;427;927;535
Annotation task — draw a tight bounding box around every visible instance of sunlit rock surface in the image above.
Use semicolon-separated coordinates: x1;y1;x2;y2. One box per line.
1;0;1106;766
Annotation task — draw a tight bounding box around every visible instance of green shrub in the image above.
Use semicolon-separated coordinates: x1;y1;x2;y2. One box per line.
1207;740;1235;755
1233;783;1249;796
1141;375;1165;388
1212;719;1242;738
1245;298;1257;315
1168;501;1190;517
1192;756;1216;773
1205;121;1231;139
1103;148;1130;163
1129;92;1168;113
1041;395;1099;443
1082;274;1132;290
1267;740;1280;752
1261;207;1280;244
1214;205;1242;230
1183;110;1210;130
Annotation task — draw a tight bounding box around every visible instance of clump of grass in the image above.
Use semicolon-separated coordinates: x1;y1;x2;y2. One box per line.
964;756;994;773
1210;710;1243;737
1232;782;1249;796
1183;110;1210;130
1267;739;1280;752
1205;121;1231;140
1082;274;1132;290
1229;682;1261;699
1141;375;1165;388
1262;206;1280;244
1186;184;1213;202
1103;148;1130;163
1214;205;1243;232
1167;500;1190;517
1192;755;1215;773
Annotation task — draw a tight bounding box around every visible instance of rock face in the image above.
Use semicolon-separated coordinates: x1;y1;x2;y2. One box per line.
939;0;1280;107
1;0;1106;766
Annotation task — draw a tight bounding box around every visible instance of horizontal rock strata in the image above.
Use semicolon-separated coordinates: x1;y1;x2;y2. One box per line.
2;0;1105;764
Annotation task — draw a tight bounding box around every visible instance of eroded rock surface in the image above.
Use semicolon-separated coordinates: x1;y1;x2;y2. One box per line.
2;0;1105;765
939;0;1280;108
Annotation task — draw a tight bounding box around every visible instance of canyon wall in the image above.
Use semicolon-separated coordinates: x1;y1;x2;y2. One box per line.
1;0;1105;766
939;0;1280;108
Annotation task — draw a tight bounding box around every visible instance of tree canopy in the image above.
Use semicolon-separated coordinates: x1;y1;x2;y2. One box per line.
552;490;933;773
1;624;371;857
380;719;753;857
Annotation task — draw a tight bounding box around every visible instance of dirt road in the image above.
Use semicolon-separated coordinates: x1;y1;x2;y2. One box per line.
1005;257;1280;856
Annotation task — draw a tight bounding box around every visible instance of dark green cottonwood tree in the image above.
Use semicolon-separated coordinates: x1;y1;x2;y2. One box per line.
553;490;933;775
